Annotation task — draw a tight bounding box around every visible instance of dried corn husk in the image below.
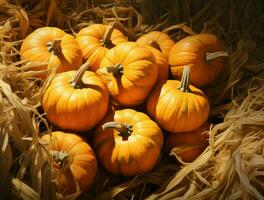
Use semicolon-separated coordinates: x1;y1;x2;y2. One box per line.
0;0;263;200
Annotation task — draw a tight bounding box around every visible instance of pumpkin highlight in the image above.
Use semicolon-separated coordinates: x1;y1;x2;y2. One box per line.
147;66;210;132
20;27;83;76
76;23;128;71
42;63;109;131
169;33;228;87
97;42;158;106
93;109;163;176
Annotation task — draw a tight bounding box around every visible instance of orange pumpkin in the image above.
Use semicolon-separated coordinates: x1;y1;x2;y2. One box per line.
20;27;83;75
166;122;210;162
42;63;109;131
41;131;97;195
76;23;128;72
141;45;169;82
97;42;158;106
147;66;210;132
93;109;163;176
136;31;175;57
169;33;228;87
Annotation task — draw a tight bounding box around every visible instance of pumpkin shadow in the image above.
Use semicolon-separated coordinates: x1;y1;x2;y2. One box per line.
81;83;106;92
190;89;208;98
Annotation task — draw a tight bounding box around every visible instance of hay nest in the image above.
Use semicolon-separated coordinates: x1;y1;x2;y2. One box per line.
0;0;263;199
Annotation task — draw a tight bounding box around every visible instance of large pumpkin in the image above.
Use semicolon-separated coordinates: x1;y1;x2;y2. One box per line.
20;27;83;75
93;109;163;176
166;122;210;162
136;31;175;57
97;42;158;106
41;131;98;195
42;63;109;131
76;23;128;72
169;33;228;87
147;66;210;132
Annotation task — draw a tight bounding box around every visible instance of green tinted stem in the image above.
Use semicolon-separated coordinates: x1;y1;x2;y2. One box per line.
206;51;228;61
102;121;133;139
178;66;192;92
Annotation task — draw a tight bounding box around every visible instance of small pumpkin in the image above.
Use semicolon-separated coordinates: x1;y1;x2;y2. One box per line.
41;131;98;195
20;27;83;75
147;66;210;132
93;109;163;176
42;63;109;131
166;122;210;162
76;23;128;72
140;45;169;82
136;31;175;57
169;33;228;87
97;42;158;106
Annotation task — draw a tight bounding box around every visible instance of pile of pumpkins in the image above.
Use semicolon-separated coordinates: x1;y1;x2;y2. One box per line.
20;23;228;195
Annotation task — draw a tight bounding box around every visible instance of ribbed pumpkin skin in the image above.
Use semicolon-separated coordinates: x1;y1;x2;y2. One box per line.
169;33;226;87
143;45;169;82
76;24;128;71
97;42;158;106
41;131;98;195
42;70;109;131
146;80;210;132
20;27;82;74
136;31;175;57
166;122;210;162
93;109;164;176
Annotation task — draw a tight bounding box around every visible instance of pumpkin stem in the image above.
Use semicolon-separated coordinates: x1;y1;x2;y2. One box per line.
150;41;161;51
178;66;192;92
70;62;89;89
106;63;123;77
102;121;133;140
102;23;115;48
206;51;228;61
47;39;61;55
50;150;69;169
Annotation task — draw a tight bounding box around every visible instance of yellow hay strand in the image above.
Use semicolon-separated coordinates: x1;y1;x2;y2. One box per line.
0;0;263;199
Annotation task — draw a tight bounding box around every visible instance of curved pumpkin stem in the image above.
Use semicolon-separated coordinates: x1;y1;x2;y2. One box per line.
102;23;116;48
106;63;123;77
47;39;61;55
206;51;228;61
102;121;133;140
178;66;192;92
71;62;89;89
